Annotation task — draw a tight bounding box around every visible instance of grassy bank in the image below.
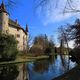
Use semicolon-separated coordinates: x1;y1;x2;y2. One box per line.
52;65;80;80
0;55;49;65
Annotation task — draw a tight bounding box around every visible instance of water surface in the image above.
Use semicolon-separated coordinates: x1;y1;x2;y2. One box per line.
27;55;76;80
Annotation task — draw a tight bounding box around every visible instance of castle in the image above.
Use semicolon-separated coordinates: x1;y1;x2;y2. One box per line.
0;2;28;51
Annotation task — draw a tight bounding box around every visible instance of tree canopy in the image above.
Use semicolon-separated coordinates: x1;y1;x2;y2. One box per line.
30;34;55;55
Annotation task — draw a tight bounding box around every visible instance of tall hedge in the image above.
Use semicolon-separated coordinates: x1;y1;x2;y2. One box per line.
0;32;19;61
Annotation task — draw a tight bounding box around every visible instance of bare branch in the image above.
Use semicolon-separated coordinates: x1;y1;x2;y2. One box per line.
64;0;80;13
35;0;80;14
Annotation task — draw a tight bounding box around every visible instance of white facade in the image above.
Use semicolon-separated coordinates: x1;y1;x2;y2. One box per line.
0;2;28;51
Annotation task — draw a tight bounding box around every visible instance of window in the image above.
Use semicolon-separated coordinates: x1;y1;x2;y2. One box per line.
17;34;20;38
6;13;8;15
6;30;8;33
17;28;19;31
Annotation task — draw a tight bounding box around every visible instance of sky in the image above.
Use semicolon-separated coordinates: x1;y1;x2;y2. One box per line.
1;0;80;48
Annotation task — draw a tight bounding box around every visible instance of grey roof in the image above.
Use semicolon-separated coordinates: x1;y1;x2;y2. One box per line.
9;19;27;35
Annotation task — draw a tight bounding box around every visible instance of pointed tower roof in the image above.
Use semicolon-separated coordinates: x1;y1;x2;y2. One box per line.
0;2;7;13
26;24;28;32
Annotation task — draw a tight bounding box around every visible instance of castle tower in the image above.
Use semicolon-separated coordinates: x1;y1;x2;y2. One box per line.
0;2;9;33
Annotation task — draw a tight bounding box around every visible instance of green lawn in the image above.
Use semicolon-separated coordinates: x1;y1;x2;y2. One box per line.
0;55;49;65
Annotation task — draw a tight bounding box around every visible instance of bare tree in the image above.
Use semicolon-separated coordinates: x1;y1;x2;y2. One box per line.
58;26;70;54
58;26;71;70
68;19;80;48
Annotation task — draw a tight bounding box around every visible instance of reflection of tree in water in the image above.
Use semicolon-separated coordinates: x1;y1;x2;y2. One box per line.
49;55;57;65
33;57;56;74
0;64;19;80
60;55;69;71
33;60;49;73
60;55;66;67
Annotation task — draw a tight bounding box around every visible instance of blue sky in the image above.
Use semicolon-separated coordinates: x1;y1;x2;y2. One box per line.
7;0;76;36
1;0;80;47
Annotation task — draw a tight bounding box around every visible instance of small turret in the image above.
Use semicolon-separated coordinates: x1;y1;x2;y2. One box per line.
26;24;28;32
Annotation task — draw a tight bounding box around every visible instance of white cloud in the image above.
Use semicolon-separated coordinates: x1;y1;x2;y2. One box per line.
55;40;74;49
68;40;75;49
55;43;60;47
37;0;80;25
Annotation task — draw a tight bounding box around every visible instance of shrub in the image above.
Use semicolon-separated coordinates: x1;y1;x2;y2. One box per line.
0;32;19;61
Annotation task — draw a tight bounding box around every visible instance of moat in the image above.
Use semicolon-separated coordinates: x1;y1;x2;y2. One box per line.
27;55;76;80
0;55;76;80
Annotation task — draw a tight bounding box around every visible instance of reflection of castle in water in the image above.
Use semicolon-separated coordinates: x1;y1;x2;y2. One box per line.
0;64;18;80
0;63;29;80
17;64;29;80
0;56;76;80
